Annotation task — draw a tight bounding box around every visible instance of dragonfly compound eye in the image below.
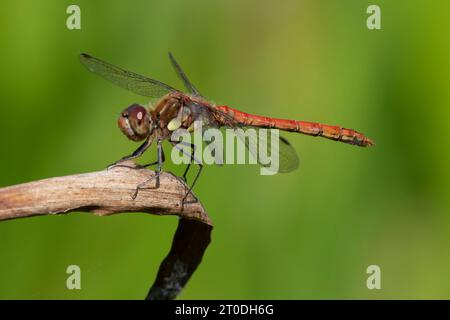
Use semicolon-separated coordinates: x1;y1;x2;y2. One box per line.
118;104;151;141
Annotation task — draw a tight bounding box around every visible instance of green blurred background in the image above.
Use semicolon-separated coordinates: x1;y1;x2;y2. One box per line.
0;0;449;299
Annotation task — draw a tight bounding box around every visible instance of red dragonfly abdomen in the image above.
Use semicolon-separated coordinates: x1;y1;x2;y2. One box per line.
216;105;374;147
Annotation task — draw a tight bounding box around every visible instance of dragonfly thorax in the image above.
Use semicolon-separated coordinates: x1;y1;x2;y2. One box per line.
118;104;153;141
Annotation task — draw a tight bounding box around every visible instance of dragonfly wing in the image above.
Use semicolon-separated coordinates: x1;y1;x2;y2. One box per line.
79;53;178;98
276;136;300;172
186;103;300;173
168;52;202;97
236;129;300;173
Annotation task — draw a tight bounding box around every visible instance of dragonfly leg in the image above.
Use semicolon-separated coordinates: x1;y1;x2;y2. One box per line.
182;163;203;205
170;140;203;205
183;164;191;182
132;139;165;199
170;141;197;181
107;136;154;170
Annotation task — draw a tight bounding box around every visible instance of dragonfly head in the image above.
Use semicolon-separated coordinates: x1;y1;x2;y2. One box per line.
118;104;153;141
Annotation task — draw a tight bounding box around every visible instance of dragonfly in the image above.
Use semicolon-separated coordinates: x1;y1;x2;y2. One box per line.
79;53;374;202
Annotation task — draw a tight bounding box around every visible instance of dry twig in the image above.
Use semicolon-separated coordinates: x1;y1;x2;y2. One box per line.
0;161;213;299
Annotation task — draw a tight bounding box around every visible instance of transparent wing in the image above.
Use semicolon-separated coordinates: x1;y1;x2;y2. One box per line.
194;105;300;173
184;103;300;173
235;128;300;173
79;53;178;98
277;136;300;172
168;52;202;96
